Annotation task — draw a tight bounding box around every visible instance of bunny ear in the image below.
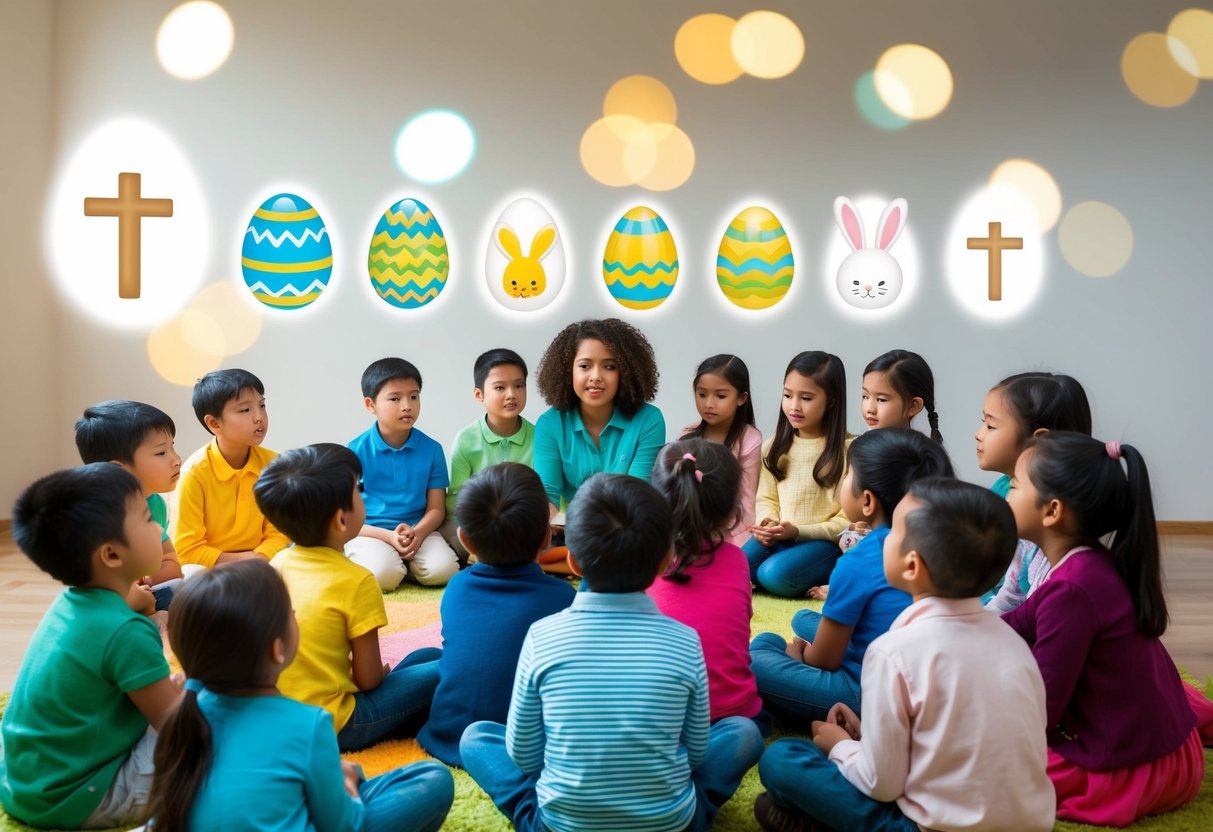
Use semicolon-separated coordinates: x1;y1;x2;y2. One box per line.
876;198;908;251
529;224;557;261
495;225;523;260
833;196;864;251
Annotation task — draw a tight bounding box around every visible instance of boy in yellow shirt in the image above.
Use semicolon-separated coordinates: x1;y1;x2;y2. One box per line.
174;369;289;570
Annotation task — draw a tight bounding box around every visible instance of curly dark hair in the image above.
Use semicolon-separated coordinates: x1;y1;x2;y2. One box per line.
535;318;659;418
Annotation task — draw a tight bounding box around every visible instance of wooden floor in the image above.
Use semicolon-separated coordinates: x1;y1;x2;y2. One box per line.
0;532;1210;691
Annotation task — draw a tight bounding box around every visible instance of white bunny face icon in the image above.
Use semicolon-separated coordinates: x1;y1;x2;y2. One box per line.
834;196;908;310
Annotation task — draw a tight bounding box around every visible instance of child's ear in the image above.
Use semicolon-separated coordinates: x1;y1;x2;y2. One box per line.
94;540;126;571
738;391;749;406
1040;497;1065;528
860;489;880;521
456;527;479;557
363;396;377;415
907;397;924;418
332;505;353;534
1032;427;1050;437
270;635;286;666
203;414;222;434
566;550;584;577
904;549;928;585
473;387;485;404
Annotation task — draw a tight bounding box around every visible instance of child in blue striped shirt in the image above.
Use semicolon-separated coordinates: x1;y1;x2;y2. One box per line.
461;473;763;832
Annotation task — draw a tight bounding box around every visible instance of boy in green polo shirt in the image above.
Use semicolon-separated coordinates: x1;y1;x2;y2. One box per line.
441;348;535;564
1;464;182;829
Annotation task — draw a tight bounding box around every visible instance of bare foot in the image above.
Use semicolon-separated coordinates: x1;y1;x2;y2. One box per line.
807;584;829;601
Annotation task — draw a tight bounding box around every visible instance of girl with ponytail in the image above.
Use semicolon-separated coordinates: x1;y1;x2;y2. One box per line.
1003;432;1213;827
146;559;453;831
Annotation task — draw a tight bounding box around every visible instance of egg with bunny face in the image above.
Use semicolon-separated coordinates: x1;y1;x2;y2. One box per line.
834;196;907;310
485;197;565;311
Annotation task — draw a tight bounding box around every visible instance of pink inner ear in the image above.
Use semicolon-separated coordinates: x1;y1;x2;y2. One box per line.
842;206;863;249
879;208;901;250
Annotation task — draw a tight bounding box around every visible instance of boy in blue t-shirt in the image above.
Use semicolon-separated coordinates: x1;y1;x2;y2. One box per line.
1;464;182;829
419;462;574;765
347;357;459;591
75;400;184;612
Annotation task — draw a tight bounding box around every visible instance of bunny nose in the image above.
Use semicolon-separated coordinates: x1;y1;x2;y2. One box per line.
864;285;873;292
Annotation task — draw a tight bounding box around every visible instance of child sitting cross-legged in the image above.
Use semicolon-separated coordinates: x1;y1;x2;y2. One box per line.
0;464;182;829
418;462;575;766
461;473;764;832
253;443;442;752
754;477;1055;832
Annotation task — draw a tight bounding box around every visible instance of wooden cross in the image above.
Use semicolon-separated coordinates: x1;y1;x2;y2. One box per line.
967;222;1023;301
84;172;173;299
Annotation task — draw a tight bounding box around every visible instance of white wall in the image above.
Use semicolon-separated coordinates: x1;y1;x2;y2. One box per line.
9;0;1213;518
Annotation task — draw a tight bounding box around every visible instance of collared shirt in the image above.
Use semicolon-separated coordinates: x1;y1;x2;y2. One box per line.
533;403;666;507
831;596;1055;832
507;591;708;832
445;416;535;517
348;424;448;529
174;439;289;567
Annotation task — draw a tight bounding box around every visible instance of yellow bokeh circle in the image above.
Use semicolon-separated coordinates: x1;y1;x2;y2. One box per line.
675;14;744;84
731;11;805;80
156;1;234;80
604;75;678;124
637;124;696;191
147;312;224;387
1168;8;1213;78
989;159;1063;234
875;44;953;120
1121;32;1199;107
1058;201;1134;278
581;115;657;186
188;281;263;355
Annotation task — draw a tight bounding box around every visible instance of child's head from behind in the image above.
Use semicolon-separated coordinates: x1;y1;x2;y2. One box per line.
565;473;672;593
150;559;295;832
862;349;941;442
12;463;161;587
473;348;528;423
361;357;423;439
886;477;1017;599
75;400;180;494
842;428;955;527
254;443;364;548
535;318;659;418
650;439;740;582
455;462;550;566
976;371;1091;475
688;354;755;449
766;351;847;487
192;369;267;444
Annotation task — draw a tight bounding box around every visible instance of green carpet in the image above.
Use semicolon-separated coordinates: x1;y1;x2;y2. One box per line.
1;592;1210;831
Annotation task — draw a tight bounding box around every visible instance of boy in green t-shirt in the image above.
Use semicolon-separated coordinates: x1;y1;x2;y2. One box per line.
75;399;184;612
440;348;535;564
1;464;182;829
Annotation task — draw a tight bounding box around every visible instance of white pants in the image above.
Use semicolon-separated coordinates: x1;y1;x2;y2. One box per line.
345;532;459;591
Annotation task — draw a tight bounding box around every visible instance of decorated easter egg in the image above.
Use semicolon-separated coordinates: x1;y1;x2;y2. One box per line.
367;198;450;309
716;206;794;310
601;206;679;310
485;197;565;312
241;194;332;310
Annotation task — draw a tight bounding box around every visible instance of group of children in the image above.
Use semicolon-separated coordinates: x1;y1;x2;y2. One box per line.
2;315;1212;831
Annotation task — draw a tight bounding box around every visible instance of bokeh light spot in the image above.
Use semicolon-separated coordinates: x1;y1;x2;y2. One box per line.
875;44;953;120
394;110;476;183
637;124;695;191
731;11;805;79
989;159;1063;234
1121;32;1200;107
604;75;677;124
854;71;911;130
581;115;657;186
188;281;263;355
1058;201;1134;277
147;310;224;386
1168;9;1213;78
156;2;234;80
675;14;744;84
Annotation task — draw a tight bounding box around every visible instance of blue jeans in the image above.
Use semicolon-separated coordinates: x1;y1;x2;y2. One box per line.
360;760;455;832
338;647;442;751
759;738;918;832
750;620;860;728
460;717;764;832
742;537;840;597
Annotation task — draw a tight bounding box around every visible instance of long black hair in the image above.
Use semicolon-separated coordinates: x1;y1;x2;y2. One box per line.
147;560;294;831
864;349;942;443
996;371;1092;440
681;354;757;453
651;438;741;583
1024;432;1166;637
847;429;955;523
764;351;847;487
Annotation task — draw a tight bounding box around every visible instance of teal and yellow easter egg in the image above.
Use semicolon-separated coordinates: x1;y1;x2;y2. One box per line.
368;198;450;309
601;206;679;310
716;206;794;310
241;194;332;310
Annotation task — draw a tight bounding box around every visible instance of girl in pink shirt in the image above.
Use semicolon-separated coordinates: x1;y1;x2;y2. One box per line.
647;438;766;731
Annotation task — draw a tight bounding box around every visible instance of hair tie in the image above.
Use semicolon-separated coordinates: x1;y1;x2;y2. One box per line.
681;452;704;482
1105;441;1122;461
184;678;205;694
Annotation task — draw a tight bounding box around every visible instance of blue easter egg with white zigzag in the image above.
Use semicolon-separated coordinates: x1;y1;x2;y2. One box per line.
241;194;332;310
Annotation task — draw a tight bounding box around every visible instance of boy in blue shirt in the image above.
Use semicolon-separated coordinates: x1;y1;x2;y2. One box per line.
419;462;574;765
1;464;182;829
75;400;184;612
347;357;459;590
460;473;764;832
